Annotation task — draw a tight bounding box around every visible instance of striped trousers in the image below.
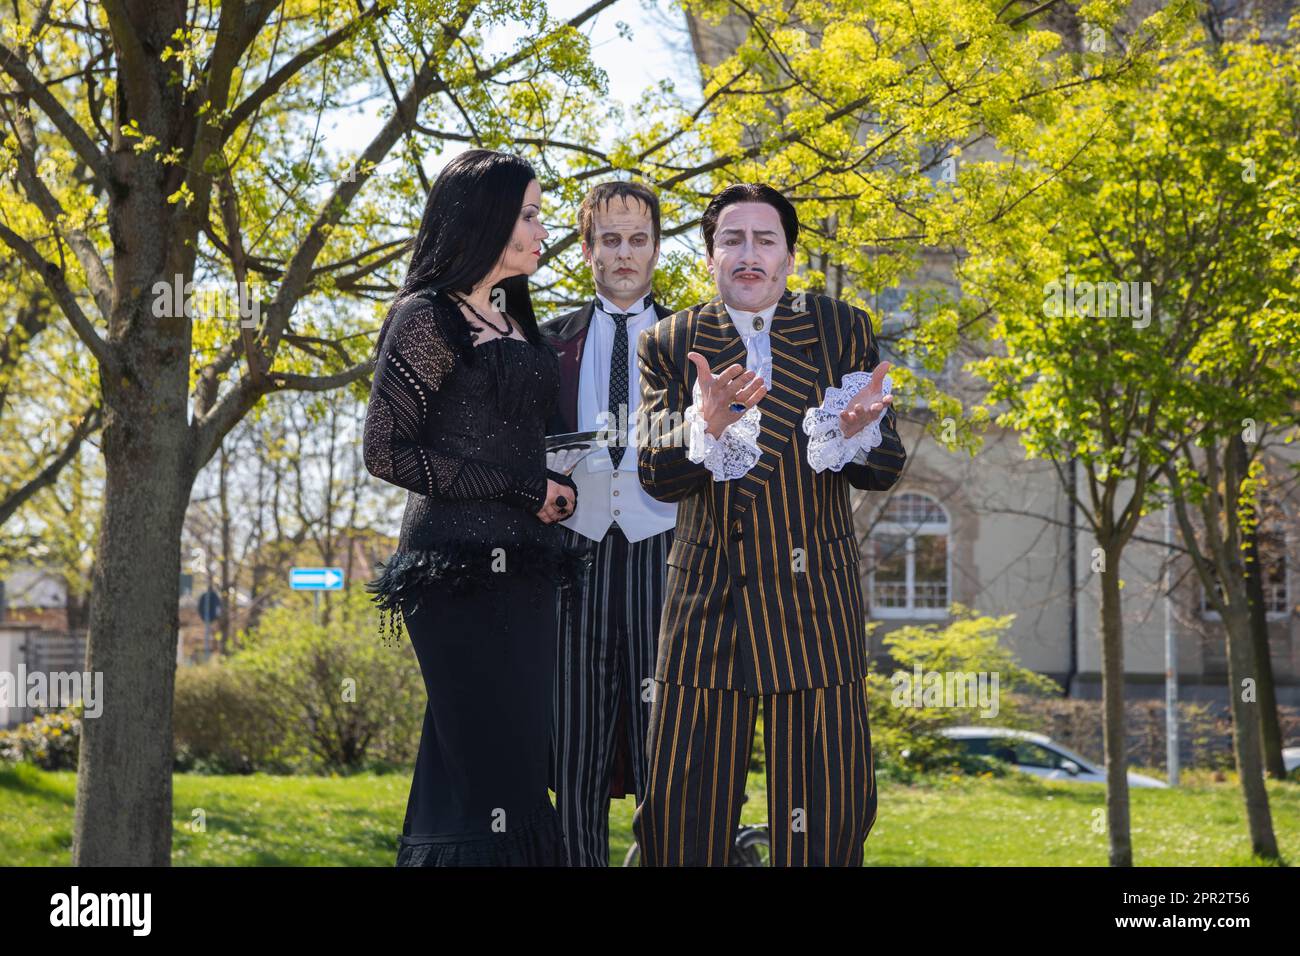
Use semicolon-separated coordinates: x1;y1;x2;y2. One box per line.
551;523;674;866
631;676;878;866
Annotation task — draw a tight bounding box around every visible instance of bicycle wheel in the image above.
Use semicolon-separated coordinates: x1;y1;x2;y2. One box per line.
729;826;770;866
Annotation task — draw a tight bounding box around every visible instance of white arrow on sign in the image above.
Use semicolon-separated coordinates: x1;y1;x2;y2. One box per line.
290;567;344;590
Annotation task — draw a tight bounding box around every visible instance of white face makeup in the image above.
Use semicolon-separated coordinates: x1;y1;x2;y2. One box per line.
583;196;659;310
707;201;794;314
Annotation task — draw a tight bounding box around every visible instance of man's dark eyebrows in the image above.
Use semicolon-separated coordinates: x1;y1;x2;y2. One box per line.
718;226;777;236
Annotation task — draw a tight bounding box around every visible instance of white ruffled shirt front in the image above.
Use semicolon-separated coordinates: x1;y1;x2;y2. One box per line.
685;301;892;480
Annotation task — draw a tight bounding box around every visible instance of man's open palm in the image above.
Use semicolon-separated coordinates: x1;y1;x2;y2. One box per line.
687;350;766;439
840;361;893;439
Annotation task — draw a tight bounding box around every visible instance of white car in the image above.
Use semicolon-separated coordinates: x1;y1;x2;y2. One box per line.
1284;747;1300;774
938;726;1169;788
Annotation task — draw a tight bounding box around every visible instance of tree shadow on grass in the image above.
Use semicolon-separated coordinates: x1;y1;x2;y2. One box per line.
170;807;398;866
0;763;76;805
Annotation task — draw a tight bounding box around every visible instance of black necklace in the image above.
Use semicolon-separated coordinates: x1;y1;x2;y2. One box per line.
453;293;512;337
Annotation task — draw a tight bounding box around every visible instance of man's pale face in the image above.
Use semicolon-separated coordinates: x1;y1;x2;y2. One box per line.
583;197;659;309
707;201;793;314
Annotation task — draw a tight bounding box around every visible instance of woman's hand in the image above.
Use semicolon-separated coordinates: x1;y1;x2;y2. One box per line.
536;474;577;524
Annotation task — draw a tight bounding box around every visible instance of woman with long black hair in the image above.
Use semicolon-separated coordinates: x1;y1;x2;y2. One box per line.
362;148;583;866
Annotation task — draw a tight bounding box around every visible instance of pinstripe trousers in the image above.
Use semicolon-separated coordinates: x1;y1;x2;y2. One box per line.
551;522;674;866
631;676;878;866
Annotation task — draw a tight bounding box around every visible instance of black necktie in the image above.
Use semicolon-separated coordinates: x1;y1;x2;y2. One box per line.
604;295;652;469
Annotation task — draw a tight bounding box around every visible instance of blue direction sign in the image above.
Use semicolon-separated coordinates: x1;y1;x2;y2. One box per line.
290;567;344;591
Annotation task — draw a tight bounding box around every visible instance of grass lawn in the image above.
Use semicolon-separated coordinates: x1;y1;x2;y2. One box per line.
2;762;1295;866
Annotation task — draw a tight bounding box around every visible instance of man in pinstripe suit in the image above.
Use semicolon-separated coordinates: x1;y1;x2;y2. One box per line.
631;183;906;866
540;182;677;866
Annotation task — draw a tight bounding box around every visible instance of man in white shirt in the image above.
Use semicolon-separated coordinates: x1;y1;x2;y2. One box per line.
539;181;676;866
631;183;906;866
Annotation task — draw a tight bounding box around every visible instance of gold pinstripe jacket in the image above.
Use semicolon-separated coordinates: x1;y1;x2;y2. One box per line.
636;288;906;695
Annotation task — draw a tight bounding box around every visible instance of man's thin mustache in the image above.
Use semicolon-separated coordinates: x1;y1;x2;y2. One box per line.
731;267;767;276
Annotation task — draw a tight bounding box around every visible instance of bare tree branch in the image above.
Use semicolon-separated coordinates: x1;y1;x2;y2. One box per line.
0;40;110;190
0;402;101;526
0;220;116;374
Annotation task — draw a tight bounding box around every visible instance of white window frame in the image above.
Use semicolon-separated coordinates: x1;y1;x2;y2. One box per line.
1199;495;1291;622
869;492;951;620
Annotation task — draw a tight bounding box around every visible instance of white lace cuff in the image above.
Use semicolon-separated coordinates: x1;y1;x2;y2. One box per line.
802;370;893;473
685;379;761;480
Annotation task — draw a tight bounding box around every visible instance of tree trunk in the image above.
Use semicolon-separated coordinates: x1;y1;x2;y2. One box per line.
73;371;193;866
65;576;91;632
1243;526;1286;778
1220;603;1279;858
73;4;194;861
1098;551;1132;866
1209;433;1278;858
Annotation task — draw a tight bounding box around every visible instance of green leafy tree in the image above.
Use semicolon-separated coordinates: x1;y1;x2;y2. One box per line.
0;0;617;865
966;26;1298;863
0;275;101;588
0;0;1195;865
867;606;1060;777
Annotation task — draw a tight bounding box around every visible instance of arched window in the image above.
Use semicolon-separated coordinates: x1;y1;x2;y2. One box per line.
1200;491;1291;620
869;492;950;619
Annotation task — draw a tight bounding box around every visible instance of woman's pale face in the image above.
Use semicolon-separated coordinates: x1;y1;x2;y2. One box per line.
498;179;548;279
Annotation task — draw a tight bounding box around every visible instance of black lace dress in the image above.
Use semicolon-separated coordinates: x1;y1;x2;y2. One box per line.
362;289;586;867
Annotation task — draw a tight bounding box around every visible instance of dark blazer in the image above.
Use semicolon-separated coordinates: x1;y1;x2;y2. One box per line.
636;288;906;695
538;298;675;436
538;295;675;801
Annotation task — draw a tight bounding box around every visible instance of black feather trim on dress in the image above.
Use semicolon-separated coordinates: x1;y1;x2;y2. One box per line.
366;537;593;647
